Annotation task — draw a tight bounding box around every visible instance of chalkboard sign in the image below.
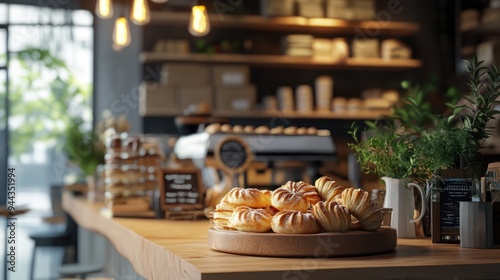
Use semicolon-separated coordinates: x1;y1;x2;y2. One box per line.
214;136;253;174
160;168;203;210
432;173;473;243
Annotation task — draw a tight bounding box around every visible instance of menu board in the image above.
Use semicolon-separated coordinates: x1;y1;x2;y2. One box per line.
160;168;203;210
436;178;472;242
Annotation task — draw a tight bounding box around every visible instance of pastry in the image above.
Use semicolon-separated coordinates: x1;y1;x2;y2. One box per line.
270;126;284;135
283;181;321;205
271;181;321;212
205;123;221;134
296;127;307;135
243;125;255;133
221;188;272;209
255;125;270;134
341;188;382;231
312;201;351;233
306;127;317;135
314;176;346;202
221;124;232;133
272;187;309;212
232;125;244;133
283;126;297;135
230;206;273;233
213;201;236;230
271;210;321;234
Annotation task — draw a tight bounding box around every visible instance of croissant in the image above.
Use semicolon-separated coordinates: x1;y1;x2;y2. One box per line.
221;188;272;209
271;181;321;212
341;188;382;231
271;210;321;234
312;201;351;233
230;206;273;233
314;176;346;203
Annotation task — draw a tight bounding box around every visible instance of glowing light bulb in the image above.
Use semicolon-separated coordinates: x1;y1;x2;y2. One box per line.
95;0;113;19
189;5;210;37
113;16;131;51
130;0;151;25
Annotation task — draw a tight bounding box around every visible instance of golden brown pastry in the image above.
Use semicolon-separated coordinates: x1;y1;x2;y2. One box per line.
270;126;284;134
312;201;351;233
213;201;236;230
254;125;270;134
296;127;307;135
230;206;273;233
221;188;272;209
271;210;321;234
243;125;255;133
314;176;346;202
232;125;244;133
221;124;232;133
306;127;317;135
341;188;382;231
272;187;309;212
205;123;221;134
283;126;297;135
283;181;322;206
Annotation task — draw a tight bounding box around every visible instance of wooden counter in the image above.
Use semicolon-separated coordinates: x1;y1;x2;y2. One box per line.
62;193;500;280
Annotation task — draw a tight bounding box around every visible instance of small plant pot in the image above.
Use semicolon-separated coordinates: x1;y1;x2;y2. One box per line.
459;201;494;248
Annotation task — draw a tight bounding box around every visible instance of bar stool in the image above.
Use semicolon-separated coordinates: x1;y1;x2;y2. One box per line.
30;213;78;280
58;263;104;279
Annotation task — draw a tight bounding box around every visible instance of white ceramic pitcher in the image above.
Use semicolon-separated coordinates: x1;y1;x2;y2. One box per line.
381;177;426;238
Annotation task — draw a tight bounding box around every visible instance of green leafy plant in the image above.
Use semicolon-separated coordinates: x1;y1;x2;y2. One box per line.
64;117;105;177
349;56;500;182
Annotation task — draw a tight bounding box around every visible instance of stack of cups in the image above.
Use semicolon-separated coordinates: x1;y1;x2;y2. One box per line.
296;85;314;113
277;86;295;113
315;76;333;112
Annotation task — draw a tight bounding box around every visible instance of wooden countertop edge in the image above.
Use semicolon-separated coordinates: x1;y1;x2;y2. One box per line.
62;192;500;280
62;192;202;280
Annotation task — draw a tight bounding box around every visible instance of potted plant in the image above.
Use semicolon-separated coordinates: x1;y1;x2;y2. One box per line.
348;86;433;238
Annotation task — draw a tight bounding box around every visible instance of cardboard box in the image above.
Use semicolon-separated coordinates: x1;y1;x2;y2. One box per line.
139;82;177;116
212;65;250;86
215;86;256;111
177;86;213;112
161;63;210;86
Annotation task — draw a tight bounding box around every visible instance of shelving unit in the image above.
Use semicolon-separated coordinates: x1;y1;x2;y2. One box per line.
140;53;422;70
212;109;390;120
149;11;420;36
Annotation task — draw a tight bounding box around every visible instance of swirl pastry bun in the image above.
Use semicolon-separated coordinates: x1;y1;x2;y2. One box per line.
270;126;284;134
221;188;272;209
312;201;351;232
341;188;382;231
283;126;297;135
314;176;346;203
271;181;321;212
230;206;273;233
271;210;321;234
284;181;321;206
296;127;307;135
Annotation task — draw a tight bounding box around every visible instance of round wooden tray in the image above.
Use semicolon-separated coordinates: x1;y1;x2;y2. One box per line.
208;228;397;257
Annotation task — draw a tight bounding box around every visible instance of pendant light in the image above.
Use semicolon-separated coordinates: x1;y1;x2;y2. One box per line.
96;0;113;19
130;0;151;25
113;16;131;51
188;4;210;37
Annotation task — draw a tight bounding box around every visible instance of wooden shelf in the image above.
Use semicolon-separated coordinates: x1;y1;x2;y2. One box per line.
150;11;420;37
140;52;422;70
212;110;390;120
